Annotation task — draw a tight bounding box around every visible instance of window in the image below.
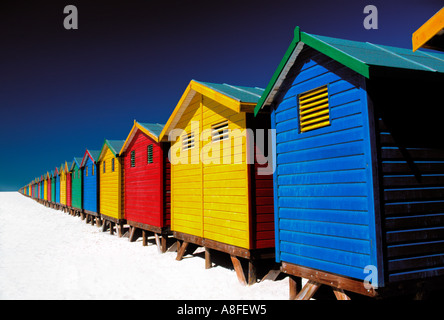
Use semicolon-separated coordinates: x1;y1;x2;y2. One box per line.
131;150;136;167
211;121;229;142
298;85;330;133
92;164;94;176
86;166;88;177
182;132;195;151
112;158;115;172
103;161;106;173
147;145;153;164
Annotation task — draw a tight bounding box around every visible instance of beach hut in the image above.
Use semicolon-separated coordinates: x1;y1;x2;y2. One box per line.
254;26;444;299
65;161;72;210
80;149;101;225
46;172;51;205
55;166;61;208
70;157;83;216
120;121;170;252
159;80;274;285
97;139;125;236
51;170;56;207
44;172;49;204
59;163;67;209
39;175;44;203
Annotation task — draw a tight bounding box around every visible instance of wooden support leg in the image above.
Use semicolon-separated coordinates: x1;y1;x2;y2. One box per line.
333;288;351;300
155;233;162;254
161;234;167;253
102;219;108;232
176;241;189;261
142;230;147;246
110;222;114;235
117;223;123;237
289;276;301;300
295;280;321;300
91;216;95;226
129;226;137;242
231;255;247;286
248;259;257;285
205;248;212;269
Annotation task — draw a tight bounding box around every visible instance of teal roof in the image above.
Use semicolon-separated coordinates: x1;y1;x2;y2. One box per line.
194;80;264;104
255;26;444;115
104;139;125;156
81;149;101;167
138;122;165;138
71;157;83;171
88;150;101;162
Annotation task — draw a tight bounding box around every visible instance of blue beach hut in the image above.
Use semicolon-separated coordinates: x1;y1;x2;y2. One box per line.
255;27;444;299
80;149;101;225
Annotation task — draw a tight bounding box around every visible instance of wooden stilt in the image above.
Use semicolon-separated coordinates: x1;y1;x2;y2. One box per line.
333;288;351;300
117;223;123;237
176;241;189;261
295;280;321;300
102;219;108;232
129;226;137;242
154;233;162;254
109;222;114;235
231;255;247;286
96;217;102;227
161;234;167;253
205;248;212;269
248;259;257;285
142;230;147;246
289;276;299;300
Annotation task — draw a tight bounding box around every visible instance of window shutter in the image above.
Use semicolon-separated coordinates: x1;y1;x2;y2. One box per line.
299;85;330;133
131;150;136;167
147;144;153;164
182;132;195;151
211;121;229;142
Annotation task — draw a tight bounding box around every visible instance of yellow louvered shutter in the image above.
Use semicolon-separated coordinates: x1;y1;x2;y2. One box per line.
299;85;330;132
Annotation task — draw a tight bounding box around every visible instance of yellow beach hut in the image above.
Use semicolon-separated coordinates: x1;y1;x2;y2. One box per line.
159;80;274;285
97;139;125;236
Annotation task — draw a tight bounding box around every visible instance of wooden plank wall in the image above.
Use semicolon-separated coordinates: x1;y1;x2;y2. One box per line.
273;47;376;281
83;156;98;213
124;130;164;227
370;76;444;284
99;147;123;219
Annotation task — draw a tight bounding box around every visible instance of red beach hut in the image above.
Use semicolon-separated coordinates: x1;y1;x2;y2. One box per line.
119;121;170;252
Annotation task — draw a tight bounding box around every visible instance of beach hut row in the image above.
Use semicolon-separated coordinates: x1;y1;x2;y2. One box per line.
19;26;444;299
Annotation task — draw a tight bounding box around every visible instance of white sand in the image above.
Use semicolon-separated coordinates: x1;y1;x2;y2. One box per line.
0;192;289;300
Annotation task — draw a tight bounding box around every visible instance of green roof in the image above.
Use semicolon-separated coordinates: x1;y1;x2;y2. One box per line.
254;26;444;115
194;80;264;104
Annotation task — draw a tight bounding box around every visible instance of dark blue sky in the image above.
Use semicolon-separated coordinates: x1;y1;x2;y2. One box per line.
0;0;442;191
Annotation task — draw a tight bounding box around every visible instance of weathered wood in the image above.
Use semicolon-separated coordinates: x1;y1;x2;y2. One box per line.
231;255;247;286
281;262;377;297
155;233;162;254
333;288;351;300
295;280;321;300
161;234;167;253
205;248;212;269
142;230;147;246
102;220;108;232
248;260;257;285
289;276;300;300
129;226;137;242
176;241;189;261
